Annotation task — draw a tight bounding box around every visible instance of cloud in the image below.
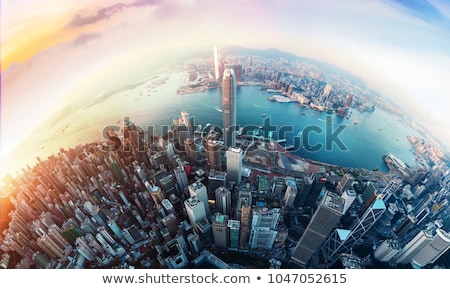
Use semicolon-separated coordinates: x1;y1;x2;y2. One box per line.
67;0;162;28
72;32;102;47
389;0;450;30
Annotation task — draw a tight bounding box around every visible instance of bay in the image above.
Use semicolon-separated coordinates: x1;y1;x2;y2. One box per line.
137;79;419;172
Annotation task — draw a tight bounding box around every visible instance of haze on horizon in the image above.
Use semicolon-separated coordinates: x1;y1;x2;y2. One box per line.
1;0;450;179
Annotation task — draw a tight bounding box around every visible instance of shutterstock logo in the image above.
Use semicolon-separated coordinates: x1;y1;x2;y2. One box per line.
258;115;348;152
100;115;348;153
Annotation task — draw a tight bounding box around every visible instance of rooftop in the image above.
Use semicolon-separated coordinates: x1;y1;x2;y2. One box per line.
322;191;346;214
227;220;240;229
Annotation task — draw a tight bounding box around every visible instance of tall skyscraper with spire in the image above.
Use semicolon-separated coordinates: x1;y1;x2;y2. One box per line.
214;46;220;80
222;68;237;148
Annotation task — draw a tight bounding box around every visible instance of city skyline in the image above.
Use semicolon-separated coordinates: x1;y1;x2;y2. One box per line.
1;43;450;269
2;0;450;181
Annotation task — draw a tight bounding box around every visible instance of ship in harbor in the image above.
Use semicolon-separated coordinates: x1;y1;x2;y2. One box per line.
268;95;296;103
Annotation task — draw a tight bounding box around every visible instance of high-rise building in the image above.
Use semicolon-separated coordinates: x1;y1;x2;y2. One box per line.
239;205;251;251
234;64;242;82
150;186;165;205
184;138;198;164
274;225;289;248
380;179;402;201
251;207;280;229
236;191;252;221
341;189;357;214
189;181;210;216
161;198;176;216
161;213;178;237
215;186;231;216
169;193;185;221
291;191;345;267
159;174;178;198
196;218;213;244
344;93;353;109
208;169;227;194
411;229;450;267
226;147;243;187
249;207;280;249
204;140;222;171
294;173;315;208
228;220;240;251
394;214;417;240
320;83;332;103
287;84;296;96
174;165;189;193
272;178;285;196
393;228;435;265
184;197;206;233
323;198;386;263
187;233;203;255
249;227;278;250
222;68;237;148
282;178;297;208
336;173;354;195
214;46;220;80
358;182;378;216
173;111;194;146
123;117;145;152
374;239;401;262
212;214;229;249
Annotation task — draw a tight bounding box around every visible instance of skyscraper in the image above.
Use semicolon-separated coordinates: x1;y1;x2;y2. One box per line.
336;173;354;195
226;147;242;187
411;229;450;268
214;46;220;80
358;182;377;216
239;205;251;251
187;233;203;255
159;174;178;198
249;207;280;249
215;186;231;216
212;214;229;249
222;68;237;148
294;173;315;208
323;198;386;263
344;93;353;109
228;220;240;251
173;111;194;146
204;140;222;171
208;169;227;194
184;197;206;233
189;181;210;216
236;190;252;221
174;165;189;193
393;228;435;265
379;178;402;201
282;178;297;208
184;138;198;163
374;239;401;262
291;191;345;267
320;83;332;103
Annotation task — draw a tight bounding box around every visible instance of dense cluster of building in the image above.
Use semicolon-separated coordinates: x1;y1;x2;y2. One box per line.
179;46;378;117
1;49;450;270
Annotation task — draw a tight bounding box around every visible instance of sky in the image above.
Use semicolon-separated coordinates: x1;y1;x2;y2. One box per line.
1;0;450;178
